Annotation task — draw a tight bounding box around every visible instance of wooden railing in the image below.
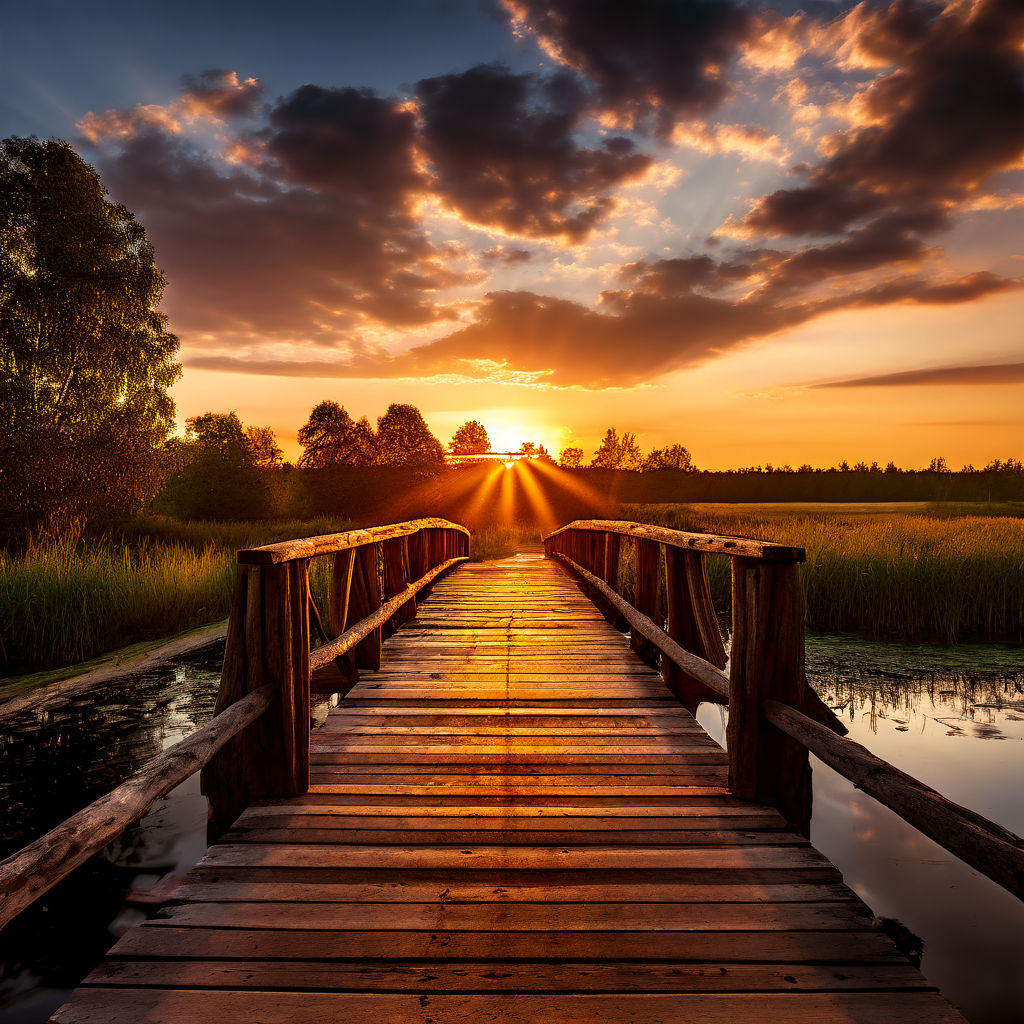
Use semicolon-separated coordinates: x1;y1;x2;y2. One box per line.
544;519;1024;902
0;518;469;929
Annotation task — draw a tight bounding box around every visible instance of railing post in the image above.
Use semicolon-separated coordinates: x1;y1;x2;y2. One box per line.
200;558;310;840
664;548;728;712
351;543;382;669
726;557;811;833
630;538;661;668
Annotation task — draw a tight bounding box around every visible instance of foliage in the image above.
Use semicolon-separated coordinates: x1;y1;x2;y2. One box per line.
376;403;445;466
157;412;285;520
643;443;694;471
297;401;376;468
0;137;180;539
625;503;1024;644
589;427;642;469
559;447;583;469
449;419;490;456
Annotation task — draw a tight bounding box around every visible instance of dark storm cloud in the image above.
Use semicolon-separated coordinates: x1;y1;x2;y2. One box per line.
743;0;1024;238
263;84;422;202
501;0;752;133
416;64;652;240
811;361;1024;389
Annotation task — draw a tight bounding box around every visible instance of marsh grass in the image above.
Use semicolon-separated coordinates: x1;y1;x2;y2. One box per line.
1;516;351;674
623;504;1024;644
468;522;543;561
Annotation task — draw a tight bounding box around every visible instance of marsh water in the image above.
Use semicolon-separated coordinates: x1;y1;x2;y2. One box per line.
1;636;1022;1023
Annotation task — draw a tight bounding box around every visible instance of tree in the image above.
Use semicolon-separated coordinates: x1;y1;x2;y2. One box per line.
618;432;643;471
160;412;282;519
928;456;949;473
0;136;180;537
535;444;555;463
643;443;693;472
590;428;621;469
376;403;445;466
448;420;490;456
559;447;583;469
297;401;376;468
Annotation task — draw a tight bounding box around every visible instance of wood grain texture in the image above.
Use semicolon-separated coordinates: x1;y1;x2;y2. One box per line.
52;552;965;1024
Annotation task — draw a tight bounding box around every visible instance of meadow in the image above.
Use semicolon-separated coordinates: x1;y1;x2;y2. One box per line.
623;503;1024;644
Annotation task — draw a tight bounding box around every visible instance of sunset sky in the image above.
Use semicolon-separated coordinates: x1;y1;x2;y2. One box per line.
3;0;1022;467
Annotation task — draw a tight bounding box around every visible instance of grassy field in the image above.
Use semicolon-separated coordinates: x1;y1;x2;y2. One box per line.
623;503;1024;644
0;517;349;675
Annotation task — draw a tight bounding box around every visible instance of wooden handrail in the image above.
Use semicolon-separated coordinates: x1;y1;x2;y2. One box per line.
0;684;272;929
237;518;470;565
546;517;1024;904
309;555;466;671
553;554;729;699
546;519;805;562
764;699;1024;902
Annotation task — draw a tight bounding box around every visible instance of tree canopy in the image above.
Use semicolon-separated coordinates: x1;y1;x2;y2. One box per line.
0;136;180;537
449;419;490;456
643;443;693;472
297;401;376;468
559;446;583;469
376;403;445;466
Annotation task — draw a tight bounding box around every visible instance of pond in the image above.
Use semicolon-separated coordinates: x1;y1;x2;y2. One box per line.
1;635;1022;1023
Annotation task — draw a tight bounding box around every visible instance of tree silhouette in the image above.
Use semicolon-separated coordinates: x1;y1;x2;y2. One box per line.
643;443;693;471
161;412;282;519
376;403;445;466
559;447;583;469
449;419;490;456
618;431;643;471
298;401;376;468
0;137;180;538
590;428;621;469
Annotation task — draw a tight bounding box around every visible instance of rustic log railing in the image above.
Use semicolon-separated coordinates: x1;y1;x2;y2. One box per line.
0;518;469;929
544;519;1024;902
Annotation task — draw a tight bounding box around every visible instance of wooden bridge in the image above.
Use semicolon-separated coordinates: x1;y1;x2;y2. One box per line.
3;518;1022;1022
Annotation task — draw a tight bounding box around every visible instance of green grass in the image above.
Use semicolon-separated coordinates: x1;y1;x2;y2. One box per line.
623;503;1024;644
1;516;351;675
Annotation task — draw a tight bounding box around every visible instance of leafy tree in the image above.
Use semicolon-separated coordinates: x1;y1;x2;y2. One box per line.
643;443;693;472
448;419;490;456
376;403;444;466
535;444;555;463
590;428;621;469
559;447;583;469
928;456;949;473
520;442;537;457
161;412;282;519
618;431;643;471
297;401;376;468
0;136;180;537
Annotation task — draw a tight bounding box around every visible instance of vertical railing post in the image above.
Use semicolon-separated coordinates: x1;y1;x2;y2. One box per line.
351;543;382;669
630;538;661;668
726;557;811;833
664;548;728;712
200;557;310;841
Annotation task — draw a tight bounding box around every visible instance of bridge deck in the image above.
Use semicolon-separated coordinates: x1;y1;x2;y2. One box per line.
53;553;963;1022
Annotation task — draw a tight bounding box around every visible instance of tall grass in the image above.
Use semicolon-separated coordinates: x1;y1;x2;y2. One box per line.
1;516;352;675
624;504;1024;644
469;522;543;561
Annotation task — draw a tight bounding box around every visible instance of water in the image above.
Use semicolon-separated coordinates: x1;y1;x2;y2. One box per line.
2;635;1023;1022
699;635;1024;1024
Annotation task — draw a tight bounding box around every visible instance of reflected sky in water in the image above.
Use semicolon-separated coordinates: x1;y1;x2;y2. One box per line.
700;634;1024;1024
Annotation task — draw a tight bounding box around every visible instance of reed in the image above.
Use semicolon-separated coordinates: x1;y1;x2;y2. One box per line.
623;504;1024;644
0;517;351;674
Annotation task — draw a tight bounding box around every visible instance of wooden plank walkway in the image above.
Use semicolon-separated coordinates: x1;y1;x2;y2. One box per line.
52;552;965;1022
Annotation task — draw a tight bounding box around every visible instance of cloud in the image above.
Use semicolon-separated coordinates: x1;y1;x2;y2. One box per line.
501;0;752;134
78;69;263;144
416;64;652;241
741;0;1024;238
810;362;1024;389
481;246;534;264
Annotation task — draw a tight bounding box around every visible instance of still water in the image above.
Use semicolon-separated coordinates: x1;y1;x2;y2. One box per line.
1;636;1023;1022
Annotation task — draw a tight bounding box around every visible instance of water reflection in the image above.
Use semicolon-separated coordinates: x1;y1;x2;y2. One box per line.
698;633;1024;1024
0;650;224;1022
